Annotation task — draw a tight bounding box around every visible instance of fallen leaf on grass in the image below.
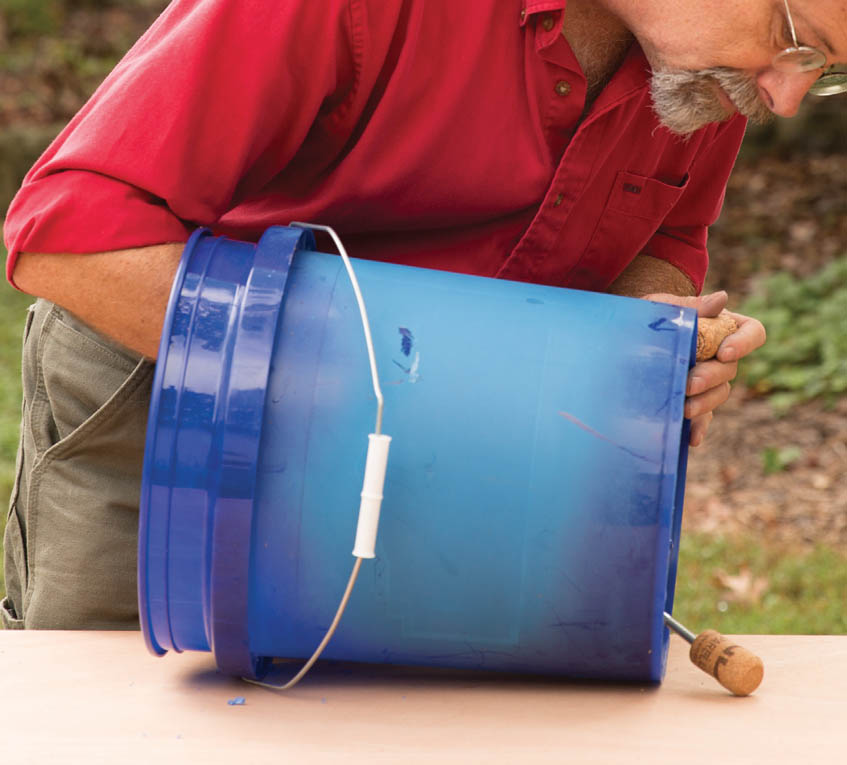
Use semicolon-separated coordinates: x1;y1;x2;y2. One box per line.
713;566;769;606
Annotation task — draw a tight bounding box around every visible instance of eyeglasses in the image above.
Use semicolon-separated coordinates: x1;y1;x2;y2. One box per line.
773;0;847;96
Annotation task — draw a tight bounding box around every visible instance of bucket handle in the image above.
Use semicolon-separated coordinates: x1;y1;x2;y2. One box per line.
244;224;392;690
290;222;386;436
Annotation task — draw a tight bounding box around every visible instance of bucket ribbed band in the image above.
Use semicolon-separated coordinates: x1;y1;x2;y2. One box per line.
138;226;315;678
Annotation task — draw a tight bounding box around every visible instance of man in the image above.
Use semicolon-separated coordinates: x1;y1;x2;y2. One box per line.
3;0;841;630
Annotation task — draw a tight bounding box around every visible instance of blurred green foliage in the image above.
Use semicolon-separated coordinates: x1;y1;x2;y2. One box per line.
0;0;169;210
760;445;803;475
739;257;847;412
0;0;145;39
0;0;61;38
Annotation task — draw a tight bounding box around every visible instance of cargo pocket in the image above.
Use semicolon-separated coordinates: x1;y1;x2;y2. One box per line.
564;170;689;290
22;306;153;628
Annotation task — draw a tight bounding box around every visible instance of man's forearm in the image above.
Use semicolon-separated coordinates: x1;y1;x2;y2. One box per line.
608;253;697;298
11;248;693;360
13;243;184;360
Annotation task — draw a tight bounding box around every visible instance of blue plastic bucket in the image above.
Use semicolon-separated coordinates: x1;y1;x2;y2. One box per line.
139;226;696;682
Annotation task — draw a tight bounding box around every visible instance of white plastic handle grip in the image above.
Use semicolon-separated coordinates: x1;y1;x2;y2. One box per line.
352;433;391;559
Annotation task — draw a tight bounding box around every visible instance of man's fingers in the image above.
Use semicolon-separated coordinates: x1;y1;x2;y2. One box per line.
685;381;732;420
638;291;764;449
717;312;767;363
689;412;713;448
696;291;729;318
643;290;728;318
687;358;739;395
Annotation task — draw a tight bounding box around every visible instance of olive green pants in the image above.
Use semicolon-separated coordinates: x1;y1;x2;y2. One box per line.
2;299;154;629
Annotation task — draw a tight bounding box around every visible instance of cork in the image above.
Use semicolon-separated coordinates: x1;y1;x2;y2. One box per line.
696;312;739;361
696;312;738;361
689;629;764;696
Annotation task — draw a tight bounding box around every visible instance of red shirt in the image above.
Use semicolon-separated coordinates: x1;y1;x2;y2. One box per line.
4;0;746;292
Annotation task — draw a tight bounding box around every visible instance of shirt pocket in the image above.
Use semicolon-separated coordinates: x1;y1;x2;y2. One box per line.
564;170;690;290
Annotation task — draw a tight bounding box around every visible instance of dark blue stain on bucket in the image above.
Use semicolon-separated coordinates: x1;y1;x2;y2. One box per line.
392;327;420;383
139;225;697;685
399;327;414;356
649;316;679;332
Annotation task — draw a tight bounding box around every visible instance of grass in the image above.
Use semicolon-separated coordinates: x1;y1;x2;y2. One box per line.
674;532;847;634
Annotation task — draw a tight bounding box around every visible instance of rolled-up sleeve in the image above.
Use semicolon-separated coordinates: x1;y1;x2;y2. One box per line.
4;0;359;285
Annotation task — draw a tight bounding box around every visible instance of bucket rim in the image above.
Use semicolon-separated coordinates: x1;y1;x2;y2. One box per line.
138;226;208;657
137;226;316;672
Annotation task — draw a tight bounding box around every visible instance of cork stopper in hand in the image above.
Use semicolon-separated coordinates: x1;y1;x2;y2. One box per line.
689;629;764;696
696;312;739;361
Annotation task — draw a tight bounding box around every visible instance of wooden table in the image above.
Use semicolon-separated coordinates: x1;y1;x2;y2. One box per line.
1;632;843;763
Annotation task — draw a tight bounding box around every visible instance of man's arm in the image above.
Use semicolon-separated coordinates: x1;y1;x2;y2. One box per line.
608;252;698;299
609;254;766;446
13;245;183;360
3;0;361;332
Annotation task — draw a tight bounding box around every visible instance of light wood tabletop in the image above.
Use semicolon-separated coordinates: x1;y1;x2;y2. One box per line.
1;631;844;764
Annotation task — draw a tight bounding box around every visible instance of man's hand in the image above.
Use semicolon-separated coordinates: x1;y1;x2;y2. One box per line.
643;291;766;447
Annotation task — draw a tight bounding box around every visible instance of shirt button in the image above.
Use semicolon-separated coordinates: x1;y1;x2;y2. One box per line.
542;16;555;31
520;8;526;22
554;80;572;97
553;193;564;207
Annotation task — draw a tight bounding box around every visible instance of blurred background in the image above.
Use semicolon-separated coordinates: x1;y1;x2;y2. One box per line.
1;1;845;633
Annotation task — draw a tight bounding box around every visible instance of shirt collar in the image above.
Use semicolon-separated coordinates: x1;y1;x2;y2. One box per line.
519;1;567;27
519;1;651;98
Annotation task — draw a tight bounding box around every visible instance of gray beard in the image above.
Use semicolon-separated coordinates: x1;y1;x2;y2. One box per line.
650;67;774;137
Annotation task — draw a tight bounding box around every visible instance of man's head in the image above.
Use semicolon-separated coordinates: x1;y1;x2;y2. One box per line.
604;0;847;136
